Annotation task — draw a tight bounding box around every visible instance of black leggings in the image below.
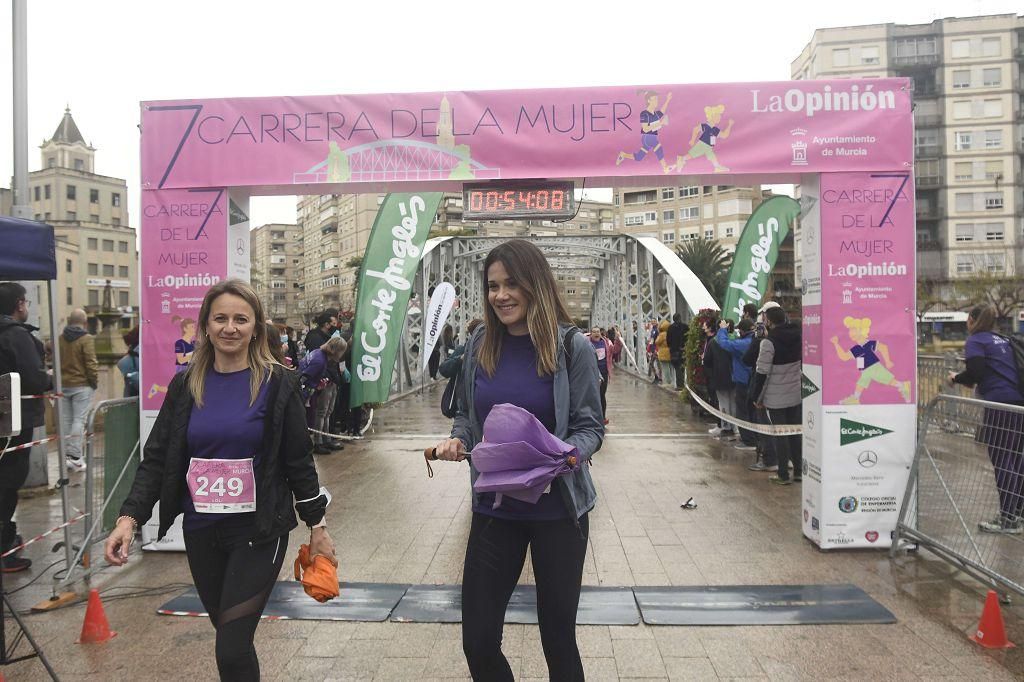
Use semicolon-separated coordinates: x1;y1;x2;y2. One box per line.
184;523;287;681
462;512;589;682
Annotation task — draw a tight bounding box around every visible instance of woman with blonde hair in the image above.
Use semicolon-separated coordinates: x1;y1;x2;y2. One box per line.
830;316;911;404
105;279;335;680
675;104;734;173
433;239;603;681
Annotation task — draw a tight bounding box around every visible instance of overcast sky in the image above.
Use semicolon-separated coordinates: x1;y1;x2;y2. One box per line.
0;0;1019;228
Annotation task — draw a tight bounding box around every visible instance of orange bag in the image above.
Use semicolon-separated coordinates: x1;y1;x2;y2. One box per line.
293;544;339;603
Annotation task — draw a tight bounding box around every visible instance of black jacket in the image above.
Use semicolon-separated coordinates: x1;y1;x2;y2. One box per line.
0;316;52;428
666;322;687;359
119;366;326;541
702;335;735;392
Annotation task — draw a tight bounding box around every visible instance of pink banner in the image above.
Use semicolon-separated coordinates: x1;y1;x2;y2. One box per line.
140;189;227;410
802;304;822;366
141;79;912;191
820;172;916;406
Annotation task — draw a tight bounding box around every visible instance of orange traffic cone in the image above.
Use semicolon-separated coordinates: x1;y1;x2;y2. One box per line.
969;590;1014;649
78;589;116;644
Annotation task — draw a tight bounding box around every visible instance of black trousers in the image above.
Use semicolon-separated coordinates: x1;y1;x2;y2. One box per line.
462;512;589;682
598;370;609;419
767;404;802;481
184;522;288;682
0;429;36;550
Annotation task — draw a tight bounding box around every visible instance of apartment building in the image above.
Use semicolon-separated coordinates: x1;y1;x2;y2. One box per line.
26;108;138;330
792;14;1024;287
250;222;304;328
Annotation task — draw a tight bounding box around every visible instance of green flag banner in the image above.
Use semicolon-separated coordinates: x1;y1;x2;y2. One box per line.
721;195;800;321
350;192;444;407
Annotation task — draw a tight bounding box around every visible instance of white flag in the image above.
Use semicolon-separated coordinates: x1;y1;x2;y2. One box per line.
421;282;457;374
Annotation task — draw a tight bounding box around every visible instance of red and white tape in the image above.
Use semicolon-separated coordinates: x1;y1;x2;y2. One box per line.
1;434;59;454
1;511;87;558
22;392;64;400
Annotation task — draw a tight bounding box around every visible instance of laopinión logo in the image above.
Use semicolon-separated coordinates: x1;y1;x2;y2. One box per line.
840;418;893;446
838;496;859;513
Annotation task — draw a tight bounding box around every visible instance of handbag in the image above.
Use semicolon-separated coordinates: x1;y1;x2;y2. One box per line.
441;369;459;418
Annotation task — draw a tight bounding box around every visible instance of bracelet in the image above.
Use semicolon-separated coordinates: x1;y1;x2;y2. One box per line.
116;515;138;531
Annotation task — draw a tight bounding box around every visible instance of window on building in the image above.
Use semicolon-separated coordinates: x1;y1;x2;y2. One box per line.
895;37;936;58
953;162;974;181
102;239;114;252
89;189;99;203
953;101;972;119
661;188;675;200
952;70;971;89
613;192;619;206
832;48;850;67
65;259;72;273
44;212;50;220
66;288;73;305
985;160;1003;180
112;193;121;207
662;210;675;223
955;193;975;212
44;184;50;200
955;224;975;242
704;228;714;240
680;206;699;221
66;211;76;221
915;129;938;154
47;157;56;168
112;218;120;226
661;232;675;244
118;265;129;278
33;186;40;201
66;185;76;200
624;214;644;226
645;211;657;223
680;186;699;198
102;264;114;277
984;222;1004;241
118;241;128;253
861;46;879;64
981;37;1000;57
983;99;1002;118
951;39;970;59
982;68;1001;87
725;226;735;238
954;131;973;151
703;186;713;194
88;289;99;306
985;192;1003;210
119;291;129;307
74;159;84;171
566;288;576;295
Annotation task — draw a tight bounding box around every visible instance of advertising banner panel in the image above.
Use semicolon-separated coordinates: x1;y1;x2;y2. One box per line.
141;79;913;192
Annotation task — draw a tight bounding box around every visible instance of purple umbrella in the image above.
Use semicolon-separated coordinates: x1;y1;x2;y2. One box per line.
471;403;581;505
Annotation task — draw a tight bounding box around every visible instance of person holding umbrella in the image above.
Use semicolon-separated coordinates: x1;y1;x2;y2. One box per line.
432;239;604;682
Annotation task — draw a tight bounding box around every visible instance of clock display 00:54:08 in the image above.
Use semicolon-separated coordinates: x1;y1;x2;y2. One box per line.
467;189;568;213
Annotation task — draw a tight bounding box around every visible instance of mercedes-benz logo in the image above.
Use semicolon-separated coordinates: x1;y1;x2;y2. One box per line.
857;450;878;468
806;412;815;430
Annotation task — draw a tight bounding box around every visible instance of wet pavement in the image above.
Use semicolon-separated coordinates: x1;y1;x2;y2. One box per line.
4;373;1024;680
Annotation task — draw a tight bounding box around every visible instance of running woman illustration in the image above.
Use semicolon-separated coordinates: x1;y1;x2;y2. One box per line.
830;317;912;405
675;104;734;173
173;316;197;374
616;90;673;174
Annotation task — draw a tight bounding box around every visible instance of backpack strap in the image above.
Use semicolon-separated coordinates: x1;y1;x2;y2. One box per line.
562;326;579;375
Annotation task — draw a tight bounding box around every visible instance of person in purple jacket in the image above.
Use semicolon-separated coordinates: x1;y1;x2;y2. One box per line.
433;239;604;682
950;304;1024;534
298;336;347;453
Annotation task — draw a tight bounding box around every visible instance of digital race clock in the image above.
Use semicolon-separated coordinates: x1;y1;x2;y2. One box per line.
463;181;576;221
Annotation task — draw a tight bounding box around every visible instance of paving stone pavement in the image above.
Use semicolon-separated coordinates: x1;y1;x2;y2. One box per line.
4;374;1023;680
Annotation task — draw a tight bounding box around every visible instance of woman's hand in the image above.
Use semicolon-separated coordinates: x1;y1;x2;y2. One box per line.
947;371;957;386
309;527;337;567
104;518;135;566
434;437;466;462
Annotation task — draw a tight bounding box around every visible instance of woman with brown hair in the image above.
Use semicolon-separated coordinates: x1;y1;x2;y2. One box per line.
950;304;1024;534
105;279;335;680
432;239;604;681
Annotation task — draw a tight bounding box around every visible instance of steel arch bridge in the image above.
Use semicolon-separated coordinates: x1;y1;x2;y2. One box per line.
386;235;718;396
293;139;502;184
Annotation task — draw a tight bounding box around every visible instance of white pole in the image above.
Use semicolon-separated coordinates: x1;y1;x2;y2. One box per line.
11;0;30;220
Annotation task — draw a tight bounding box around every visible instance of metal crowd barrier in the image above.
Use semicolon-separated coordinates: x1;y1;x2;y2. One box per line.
892;394;1024;598
916;353;971;408
54;397;139;593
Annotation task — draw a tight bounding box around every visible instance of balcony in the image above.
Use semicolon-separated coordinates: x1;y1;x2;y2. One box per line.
916;238;942;251
916;205;942;220
892;53;940;67
914;114;942;127
916;174;943;188
321;223;338;235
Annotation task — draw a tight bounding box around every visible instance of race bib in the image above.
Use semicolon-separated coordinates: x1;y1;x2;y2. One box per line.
186;458;256;514
856;356;865;370
709;135;717;145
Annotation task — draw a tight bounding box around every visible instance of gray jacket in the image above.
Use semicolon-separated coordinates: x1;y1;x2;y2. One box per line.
753;321;801;409
450;323;604;520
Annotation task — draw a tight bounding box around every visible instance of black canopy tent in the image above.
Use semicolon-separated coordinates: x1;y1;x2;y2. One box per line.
0;215;74;571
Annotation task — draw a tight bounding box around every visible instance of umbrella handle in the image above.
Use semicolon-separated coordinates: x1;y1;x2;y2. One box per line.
423;447;470;478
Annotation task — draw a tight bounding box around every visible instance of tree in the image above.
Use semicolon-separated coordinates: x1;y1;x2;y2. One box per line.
916;277;945;319
675;238;731;305
952;272;1024;324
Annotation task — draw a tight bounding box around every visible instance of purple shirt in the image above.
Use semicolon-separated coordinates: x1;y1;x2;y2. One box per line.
182;367;270;530
850;340;879;369
699;123;721;146
640;110;664;135
965;332;1023;403
473;332;566;520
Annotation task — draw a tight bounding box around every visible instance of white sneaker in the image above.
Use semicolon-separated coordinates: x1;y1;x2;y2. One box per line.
708;427;723;437
65;456;87;472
